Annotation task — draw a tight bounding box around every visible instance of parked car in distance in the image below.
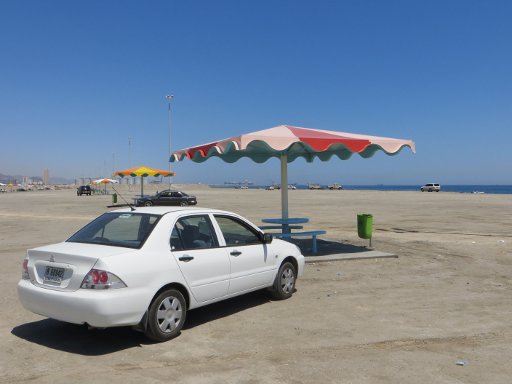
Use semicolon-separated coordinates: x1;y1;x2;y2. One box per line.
328;183;343;190
421;183;441;192
18;207;305;342
136;190;197;206
77;185;92;196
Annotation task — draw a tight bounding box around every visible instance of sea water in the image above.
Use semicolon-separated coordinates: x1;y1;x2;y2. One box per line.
342;185;512;194
211;184;512;195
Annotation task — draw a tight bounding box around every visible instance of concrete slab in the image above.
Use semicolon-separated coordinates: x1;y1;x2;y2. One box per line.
305;250;397;263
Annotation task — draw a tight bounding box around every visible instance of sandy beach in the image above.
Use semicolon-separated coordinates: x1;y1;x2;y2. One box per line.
1;186;511;383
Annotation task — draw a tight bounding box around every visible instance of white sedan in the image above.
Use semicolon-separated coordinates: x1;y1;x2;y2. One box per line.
17;207;304;342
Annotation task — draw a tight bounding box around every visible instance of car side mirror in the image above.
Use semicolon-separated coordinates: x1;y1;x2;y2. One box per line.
262;233;273;244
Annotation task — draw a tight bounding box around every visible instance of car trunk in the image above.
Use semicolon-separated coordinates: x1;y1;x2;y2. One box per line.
26;242;134;292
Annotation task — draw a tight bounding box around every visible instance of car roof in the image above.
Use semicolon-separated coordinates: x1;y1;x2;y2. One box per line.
110;206;233;216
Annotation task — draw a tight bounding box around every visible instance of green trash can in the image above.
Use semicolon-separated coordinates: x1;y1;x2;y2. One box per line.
357;213;373;241
112;193;117;204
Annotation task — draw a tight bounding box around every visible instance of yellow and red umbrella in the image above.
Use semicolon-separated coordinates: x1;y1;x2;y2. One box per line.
112;166;175;196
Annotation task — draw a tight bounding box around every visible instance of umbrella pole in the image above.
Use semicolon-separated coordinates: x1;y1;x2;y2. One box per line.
280;154;289;231
141;176;144;197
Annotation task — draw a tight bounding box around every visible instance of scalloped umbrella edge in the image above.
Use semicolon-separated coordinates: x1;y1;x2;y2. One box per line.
171;125;415;221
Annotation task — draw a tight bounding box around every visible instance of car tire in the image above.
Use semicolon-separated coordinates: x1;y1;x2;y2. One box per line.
180;202;188;206
145;288;187;342
144;201;153;207
269;261;296;300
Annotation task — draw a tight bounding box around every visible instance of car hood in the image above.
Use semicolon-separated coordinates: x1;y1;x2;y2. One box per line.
137;195;155;200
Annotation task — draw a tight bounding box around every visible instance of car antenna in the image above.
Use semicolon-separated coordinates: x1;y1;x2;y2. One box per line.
111;184;136;211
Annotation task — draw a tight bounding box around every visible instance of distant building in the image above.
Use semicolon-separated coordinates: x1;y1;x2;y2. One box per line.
43;168;49;185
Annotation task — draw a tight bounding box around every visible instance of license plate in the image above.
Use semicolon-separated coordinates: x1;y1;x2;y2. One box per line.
44;266;65;283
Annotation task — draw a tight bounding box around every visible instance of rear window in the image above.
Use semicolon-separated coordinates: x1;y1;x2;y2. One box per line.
67;212;161;248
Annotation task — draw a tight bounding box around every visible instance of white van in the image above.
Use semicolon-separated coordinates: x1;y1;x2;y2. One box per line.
421;183;441;192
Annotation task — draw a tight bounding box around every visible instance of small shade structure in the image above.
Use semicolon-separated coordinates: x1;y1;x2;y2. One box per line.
92;178;119;184
92;178;119;193
171;125;416;220
112;166;175;196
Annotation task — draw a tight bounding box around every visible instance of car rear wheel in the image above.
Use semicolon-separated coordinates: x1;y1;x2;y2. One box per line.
144;201;153;207
145;288;186;342
269;261;296;300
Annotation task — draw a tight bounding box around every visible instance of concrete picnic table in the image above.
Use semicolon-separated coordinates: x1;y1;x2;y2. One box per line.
260;217;326;254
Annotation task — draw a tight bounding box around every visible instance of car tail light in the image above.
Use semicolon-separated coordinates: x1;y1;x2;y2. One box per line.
81;269;127;289
21;258;29;280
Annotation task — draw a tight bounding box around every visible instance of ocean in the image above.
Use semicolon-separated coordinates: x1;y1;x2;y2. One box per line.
211;184;512;195
341;185;512;194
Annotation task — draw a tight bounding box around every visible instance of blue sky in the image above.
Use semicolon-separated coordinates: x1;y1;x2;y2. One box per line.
1;0;511;185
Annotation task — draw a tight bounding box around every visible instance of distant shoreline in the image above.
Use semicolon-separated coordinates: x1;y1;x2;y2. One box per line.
3;183;511;195
208;184;512;195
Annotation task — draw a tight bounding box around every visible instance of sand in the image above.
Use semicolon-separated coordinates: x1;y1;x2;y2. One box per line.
1;186;511;383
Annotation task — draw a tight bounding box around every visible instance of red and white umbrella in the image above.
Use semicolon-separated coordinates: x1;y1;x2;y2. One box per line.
171;125;416;219
92;178;119;184
92;178;119;193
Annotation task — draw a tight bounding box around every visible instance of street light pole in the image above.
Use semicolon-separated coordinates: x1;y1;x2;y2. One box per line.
128;136;134;187
166;94;174;190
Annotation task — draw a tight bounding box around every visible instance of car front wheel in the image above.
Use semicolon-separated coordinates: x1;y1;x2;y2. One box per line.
144;201;153;207
180;201;188;206
145;288;187;342
269;261;296;300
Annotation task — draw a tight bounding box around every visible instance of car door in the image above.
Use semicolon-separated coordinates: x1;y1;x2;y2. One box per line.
170;191;183;205
154;191;171;206
213;214;275;295
170;214;230;303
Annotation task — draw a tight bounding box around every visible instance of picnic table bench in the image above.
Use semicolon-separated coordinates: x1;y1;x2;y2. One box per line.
259;225;304;230
260;217;326;253
270;230;327;254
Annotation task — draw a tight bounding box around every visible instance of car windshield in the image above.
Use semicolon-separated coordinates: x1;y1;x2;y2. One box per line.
67;212;161;249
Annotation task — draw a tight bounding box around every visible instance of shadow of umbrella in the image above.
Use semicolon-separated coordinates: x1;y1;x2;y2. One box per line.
112;166;175;197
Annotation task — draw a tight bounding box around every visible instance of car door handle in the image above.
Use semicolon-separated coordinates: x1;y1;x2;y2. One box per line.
230;250;242;257
179;256;194;262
